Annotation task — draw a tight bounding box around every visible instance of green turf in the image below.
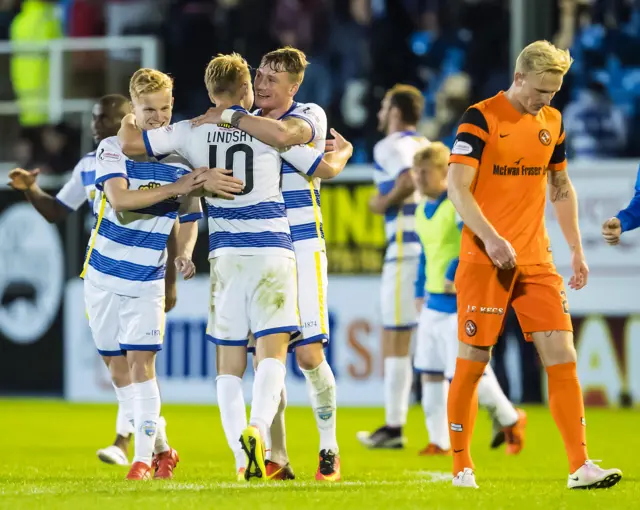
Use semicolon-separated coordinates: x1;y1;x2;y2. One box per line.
0;400;635;509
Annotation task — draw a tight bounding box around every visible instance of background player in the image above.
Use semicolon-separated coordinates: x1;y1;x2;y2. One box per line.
411;142;525;457
191;47;353;481
447;40;621;489
602;162;640;245
8;94;138;466
356;85;429;449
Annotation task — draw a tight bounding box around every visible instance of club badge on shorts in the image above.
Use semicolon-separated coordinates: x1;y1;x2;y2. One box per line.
465;320;477;337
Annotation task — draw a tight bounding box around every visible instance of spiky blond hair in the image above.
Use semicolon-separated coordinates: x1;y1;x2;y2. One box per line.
204;53;251;98
129;68;173;100
414;142;450;168
515;40;573;76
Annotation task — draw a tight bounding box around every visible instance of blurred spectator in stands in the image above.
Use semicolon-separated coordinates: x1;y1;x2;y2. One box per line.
14;122;80;176
10;0;63;128
563;79;628;158
422;72;470;148
67;0;106;98
0;0;19;101
270;0;331;107
105;0;167;94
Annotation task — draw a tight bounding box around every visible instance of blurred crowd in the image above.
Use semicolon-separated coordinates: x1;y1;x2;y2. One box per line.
0;0;639;174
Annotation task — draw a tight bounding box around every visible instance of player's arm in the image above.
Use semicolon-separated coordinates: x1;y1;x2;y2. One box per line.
191;106;313;149
369;171;415;215
602;166;640;245
173;197;202;281
165;222;179;312
118;114;147;156
547;121;588;289
282;128;353;180
448;107;516;268
8;167;70;222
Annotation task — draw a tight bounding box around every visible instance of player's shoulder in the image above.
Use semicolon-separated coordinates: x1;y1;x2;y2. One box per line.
96;136;126;163
73;150;96;171
540;105;564;131
290;101;327;126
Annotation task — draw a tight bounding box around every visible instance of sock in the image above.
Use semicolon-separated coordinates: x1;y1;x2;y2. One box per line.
421;380;450;450
216;375;247;471
448;357;487;475
477;364;519;427
249;358;287;442
132;378;161;466
301;360;338;452
269;386;289;466
384;356;412;428
546;362;588;473
154;416;170;454
113;383;135;437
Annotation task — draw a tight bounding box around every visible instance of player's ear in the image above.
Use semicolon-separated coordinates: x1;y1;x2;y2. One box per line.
290;81;300;97
514;72;525;86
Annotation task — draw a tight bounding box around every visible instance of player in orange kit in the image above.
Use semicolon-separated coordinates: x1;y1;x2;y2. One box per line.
446;40;622;489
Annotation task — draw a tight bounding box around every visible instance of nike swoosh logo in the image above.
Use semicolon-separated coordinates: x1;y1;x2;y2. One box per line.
500;133;509;138
514;158;524;164
453;449;464;453
570;476;579;481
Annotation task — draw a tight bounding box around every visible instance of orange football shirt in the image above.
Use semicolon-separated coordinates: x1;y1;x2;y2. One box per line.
449;91;567;266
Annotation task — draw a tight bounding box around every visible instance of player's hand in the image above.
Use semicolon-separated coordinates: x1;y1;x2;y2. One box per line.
8;167;39;191
444;279;456;294
174;255;196;280
169;168;209;196
602;217;622;246
569;247;589;290
202;167;244;199
484;233;517;270
165;280;177;312
121;113;137;128
368;193;387;215
190;106;223;127
329;128;353;156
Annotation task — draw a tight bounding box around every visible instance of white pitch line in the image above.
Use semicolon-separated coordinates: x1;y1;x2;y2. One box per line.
0;471;451;496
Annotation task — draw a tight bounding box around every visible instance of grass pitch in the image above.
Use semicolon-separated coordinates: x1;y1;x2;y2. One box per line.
0;400;636;509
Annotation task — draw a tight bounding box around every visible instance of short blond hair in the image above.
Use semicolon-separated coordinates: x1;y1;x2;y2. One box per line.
204;53;251;98
515;40;573;76
414;142;450;168
260;46;308;84
129;68;173;100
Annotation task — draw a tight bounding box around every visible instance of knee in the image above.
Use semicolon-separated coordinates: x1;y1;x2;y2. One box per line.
105;355;131;386
536;332;577;366
296;343;325;371
127;352;156;382
458;342;492;364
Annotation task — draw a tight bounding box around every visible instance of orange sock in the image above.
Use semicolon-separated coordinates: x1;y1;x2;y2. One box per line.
448;357;487;475
546;362;588;473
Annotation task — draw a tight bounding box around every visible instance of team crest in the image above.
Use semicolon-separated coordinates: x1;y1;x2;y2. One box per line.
465;320;477;337
538;129;551;146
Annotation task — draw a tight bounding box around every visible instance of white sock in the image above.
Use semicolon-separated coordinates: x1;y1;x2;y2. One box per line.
249;358;287;441
301;360;338;452
154;416;170;454
269;386;289;465
113;383;135;437
421;380;450;450
478;364;518;426
216;375;247;471
132;378;161;466
384;356;412;428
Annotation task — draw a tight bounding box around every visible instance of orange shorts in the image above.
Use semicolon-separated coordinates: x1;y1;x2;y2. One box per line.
455;261;573;347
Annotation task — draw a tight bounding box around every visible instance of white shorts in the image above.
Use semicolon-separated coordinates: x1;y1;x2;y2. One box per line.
381;258;419;329
290;250;329;349
206;255;299;347
84;280;165;355
414;308;458;379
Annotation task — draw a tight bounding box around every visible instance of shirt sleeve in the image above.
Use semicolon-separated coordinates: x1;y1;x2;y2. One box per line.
283;103;327;145
449;107;490;169
616;165;640;233
281;144;324;176
376;142;416;180
548;119;568;171
415;250;426;299
56;158;90;211
178;196;204;223
143;121;191;159
94;139;128;191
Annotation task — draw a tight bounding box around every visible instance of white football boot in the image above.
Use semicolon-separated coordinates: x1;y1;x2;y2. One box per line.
452;468;479;488
97;444;129;465
567;460;622;489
